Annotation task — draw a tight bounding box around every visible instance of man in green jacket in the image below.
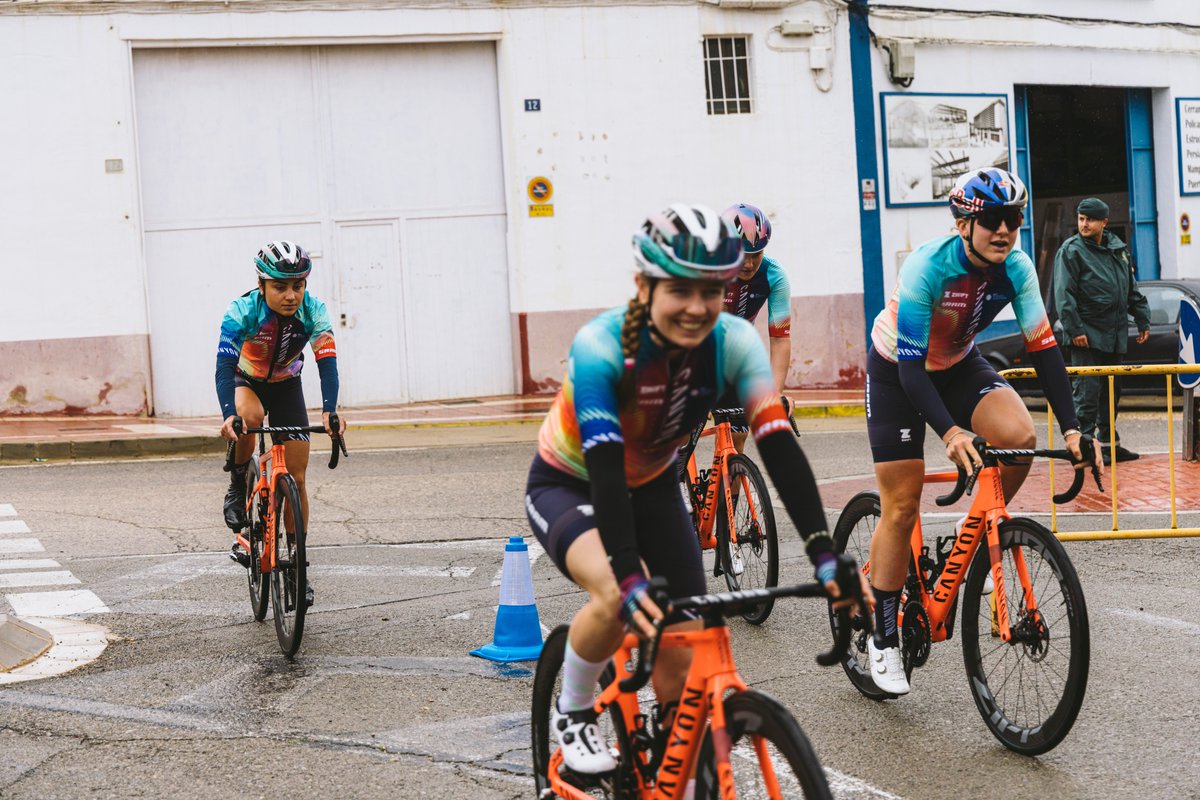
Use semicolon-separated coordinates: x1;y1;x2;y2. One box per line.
1052;197;1151;463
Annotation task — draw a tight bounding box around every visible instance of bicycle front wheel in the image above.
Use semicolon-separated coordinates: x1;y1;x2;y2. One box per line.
715;454;779;625
270;473;307;657
530;626;635;799
960;517;1089;755
829;491;896;701
694;690;831;800
245;458;269;622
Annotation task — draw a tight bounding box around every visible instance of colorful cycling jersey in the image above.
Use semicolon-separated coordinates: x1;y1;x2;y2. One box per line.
871;235;1055;371
723;256;792;338
216;289;337;382
537;308;790;487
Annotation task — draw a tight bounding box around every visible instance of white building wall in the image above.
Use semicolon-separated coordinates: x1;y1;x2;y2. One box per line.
4;0;1200;414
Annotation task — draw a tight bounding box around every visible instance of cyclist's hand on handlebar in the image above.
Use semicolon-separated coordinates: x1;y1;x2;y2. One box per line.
219;415;243;443
817;552;874;611
619;574;665;639
944;427;982;472
1064;430;1103;475
322;411;346;437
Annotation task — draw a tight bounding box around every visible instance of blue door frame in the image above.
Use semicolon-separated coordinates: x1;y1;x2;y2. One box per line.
1013;85;1160;279
1126;88;1160;279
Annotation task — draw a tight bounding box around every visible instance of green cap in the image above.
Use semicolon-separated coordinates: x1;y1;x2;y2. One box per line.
1077;198;1109;219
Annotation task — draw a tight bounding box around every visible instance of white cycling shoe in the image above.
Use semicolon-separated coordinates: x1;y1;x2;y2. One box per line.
552;699;617;774
868;638;911;695
955;515;993;594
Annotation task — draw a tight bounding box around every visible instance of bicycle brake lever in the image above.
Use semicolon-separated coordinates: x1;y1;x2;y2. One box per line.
963;464;981;496
1091;466;1104;493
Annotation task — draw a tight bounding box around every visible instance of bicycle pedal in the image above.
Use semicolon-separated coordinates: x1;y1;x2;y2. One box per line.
229;547;251;568
558;766;614;789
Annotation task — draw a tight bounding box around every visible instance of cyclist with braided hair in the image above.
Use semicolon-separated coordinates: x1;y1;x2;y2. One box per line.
525;203;868;776
215;240;346;606
863;168;1099;696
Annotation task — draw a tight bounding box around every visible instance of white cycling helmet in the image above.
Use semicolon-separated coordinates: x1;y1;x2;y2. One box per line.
632;204;743;282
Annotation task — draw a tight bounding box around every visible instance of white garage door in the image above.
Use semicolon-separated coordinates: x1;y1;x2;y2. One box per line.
134;43;511;417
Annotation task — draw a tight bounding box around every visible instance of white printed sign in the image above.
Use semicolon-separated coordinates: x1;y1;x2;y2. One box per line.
1176;98;1200;196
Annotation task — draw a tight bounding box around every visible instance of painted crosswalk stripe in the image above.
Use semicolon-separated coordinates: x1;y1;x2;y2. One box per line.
0;571;81;589
0;559;60;570
0;504;16;517
0;520;32;535
0;539;45;554
7;590;110;617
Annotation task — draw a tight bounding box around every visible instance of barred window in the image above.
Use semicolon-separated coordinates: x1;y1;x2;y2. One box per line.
703;36;752;115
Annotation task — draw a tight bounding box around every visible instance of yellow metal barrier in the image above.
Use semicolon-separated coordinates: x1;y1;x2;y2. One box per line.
999;363;1200;541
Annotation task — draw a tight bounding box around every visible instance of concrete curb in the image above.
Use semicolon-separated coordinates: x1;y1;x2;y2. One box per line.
0;614;54;672
0;407;866;464
0;436;227;465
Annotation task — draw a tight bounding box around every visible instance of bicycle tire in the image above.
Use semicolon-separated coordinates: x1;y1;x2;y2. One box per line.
694;689;831;800
714;454;778;625
270;473;307;657
245;457;269;622
829;491;896;701
531;626;636;799
960;517;1089;755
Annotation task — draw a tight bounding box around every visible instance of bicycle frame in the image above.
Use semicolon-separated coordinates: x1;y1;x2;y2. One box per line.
548;627;773;800
234;438;290;575
685;421;762;552
900;466;1032;644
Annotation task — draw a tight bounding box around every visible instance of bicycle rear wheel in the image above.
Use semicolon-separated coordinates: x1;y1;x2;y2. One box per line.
531;626;636;799
960;517;1089;755
715;454;779;625
694;690;831;799
270;473;307;657
829;491;896;701
245;457;269;622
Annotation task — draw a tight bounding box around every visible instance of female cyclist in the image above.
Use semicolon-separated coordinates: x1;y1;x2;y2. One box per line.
864;168;1099;696
215;240;346;607
525;204;864;776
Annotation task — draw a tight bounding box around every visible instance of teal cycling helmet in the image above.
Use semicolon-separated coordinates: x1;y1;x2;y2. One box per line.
632;204;743;282
255;241;312;280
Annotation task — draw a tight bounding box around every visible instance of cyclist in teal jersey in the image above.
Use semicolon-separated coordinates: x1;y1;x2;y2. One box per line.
215;241;346;605
526;204;869;777
863;169;1099;696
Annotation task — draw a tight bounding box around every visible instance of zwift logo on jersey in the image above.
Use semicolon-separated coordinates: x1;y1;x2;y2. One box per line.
897;346;925;359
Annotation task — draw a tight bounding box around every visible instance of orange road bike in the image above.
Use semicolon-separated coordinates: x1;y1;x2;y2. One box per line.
533;561;868;799
679;407;798;625
830;436;1100;755
223;414;347;656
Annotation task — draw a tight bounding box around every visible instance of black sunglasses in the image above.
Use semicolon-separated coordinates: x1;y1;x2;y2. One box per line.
974;208;1023;232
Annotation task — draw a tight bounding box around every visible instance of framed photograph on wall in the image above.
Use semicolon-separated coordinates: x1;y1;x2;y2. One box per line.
879;92;1012;207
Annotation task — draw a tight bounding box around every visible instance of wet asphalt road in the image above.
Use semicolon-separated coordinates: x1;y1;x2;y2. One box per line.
0;415;1197;799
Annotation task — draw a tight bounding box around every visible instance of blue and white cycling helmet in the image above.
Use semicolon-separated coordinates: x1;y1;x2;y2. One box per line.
255;240;312;280
632;204;743;282
948;168;1028;219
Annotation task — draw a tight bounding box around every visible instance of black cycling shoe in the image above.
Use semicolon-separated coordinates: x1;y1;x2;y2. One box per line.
229;542;251;568
305;581;315;608
223;473;248;531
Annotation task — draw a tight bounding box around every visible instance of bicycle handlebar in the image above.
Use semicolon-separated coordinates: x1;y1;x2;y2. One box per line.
934;434;1103;507
617;554;867;693
711;399;801;437
222;414;349;471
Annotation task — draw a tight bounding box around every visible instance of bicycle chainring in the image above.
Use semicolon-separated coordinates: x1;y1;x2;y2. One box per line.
901;601;931;676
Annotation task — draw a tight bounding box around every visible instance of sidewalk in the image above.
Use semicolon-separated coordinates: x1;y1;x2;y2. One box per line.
0;389;865;463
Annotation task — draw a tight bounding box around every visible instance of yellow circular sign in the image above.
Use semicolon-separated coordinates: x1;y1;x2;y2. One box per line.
527;176;553;204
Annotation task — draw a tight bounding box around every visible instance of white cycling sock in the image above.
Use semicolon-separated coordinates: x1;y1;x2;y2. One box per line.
559;640;608;713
